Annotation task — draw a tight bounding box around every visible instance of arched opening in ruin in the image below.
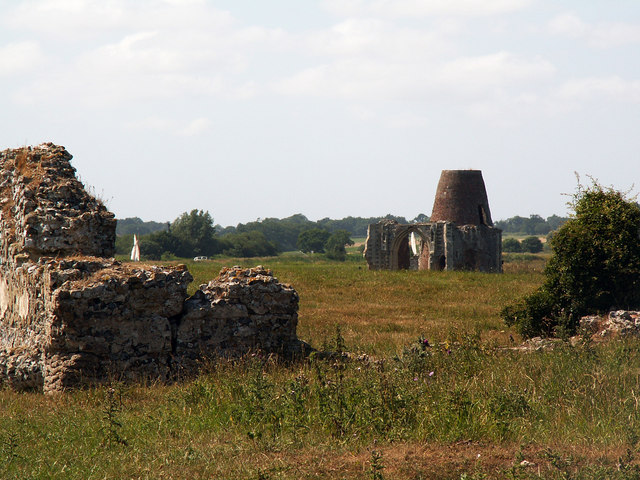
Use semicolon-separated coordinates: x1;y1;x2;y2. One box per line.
397;239;411;269
392;229;430;270
437;255;446;271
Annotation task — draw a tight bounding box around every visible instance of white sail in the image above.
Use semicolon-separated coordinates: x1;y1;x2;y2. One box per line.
130;234;140;262
410;232;418;256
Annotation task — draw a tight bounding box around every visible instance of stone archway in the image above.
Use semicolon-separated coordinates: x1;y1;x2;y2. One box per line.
390;228;431;270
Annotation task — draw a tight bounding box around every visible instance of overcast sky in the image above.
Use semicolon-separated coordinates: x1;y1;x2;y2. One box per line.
1;0;638;227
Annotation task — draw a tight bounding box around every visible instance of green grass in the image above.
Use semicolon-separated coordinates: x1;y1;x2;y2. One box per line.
5;253;640;478
175;252;545;354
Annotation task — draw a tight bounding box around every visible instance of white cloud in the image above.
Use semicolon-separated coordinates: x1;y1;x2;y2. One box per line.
548;13;589;38
5;0;234;39
307;18;454;59
276;51;555;102
4;0;288;106
549;13;640;48
322;0;531;17
125;116;212;136
436;52;556;93
125;116;174;131
558;76;640;104
0;42;45;75
178;117;212;136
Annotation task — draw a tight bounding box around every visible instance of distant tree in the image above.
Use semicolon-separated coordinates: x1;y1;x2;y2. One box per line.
411;213;430;223
115;234;134;256
502;238;522;253
236;214;316;251
383;214;409;224
524;214;545;235
141;231;182;260
546;215;568;232
495;214;569;235
521;236;543;253
171;209;220;257
220;231;278;258
325;230;354;261
297;228;331;253
503;180;640;338
116;217;168;236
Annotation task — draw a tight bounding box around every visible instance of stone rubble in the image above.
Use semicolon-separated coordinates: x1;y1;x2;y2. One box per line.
580;310;640;339
0;144;305;392
511;311;640;352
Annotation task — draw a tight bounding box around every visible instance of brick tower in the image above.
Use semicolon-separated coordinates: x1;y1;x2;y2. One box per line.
430;170;493;226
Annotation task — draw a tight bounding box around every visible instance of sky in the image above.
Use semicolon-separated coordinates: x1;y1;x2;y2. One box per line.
1;0;639;227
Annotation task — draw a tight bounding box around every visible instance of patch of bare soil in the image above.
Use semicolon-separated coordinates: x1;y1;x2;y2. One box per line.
248;442;635;479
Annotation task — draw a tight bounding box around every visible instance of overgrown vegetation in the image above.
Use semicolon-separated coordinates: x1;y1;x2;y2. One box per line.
503;180;640;338
3;251;640;478
3;331;640;478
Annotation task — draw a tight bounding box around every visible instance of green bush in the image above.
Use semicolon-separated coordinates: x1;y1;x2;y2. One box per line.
521;236;543;253
502;238;522;253
503;180;640;338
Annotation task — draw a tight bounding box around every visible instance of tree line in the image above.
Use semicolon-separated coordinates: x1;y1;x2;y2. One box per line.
115;211;424;260
494;214;569;235
115;211;571;261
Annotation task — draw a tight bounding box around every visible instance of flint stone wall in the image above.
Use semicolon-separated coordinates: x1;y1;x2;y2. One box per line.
0;143;116;263
177;266;299;370
0;144;303;392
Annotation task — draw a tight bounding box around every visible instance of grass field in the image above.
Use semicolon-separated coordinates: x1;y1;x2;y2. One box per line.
2;252;640;479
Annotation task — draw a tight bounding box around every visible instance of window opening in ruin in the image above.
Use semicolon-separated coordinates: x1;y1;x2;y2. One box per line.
478;205;487;225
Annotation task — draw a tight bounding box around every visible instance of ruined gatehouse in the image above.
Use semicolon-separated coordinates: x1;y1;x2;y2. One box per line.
0;143;304;392
364;170;502;272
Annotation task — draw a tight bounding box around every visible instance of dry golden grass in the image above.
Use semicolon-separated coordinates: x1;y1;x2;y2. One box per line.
186;255;545;354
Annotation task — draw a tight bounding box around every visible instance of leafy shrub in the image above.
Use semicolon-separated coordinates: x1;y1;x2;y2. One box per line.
521;236;543;253
503;180;640;338
502;237;522;253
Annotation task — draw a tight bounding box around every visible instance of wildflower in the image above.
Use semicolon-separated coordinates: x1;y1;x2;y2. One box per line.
428;371;435;377
413;377;418;382
422;339;430;347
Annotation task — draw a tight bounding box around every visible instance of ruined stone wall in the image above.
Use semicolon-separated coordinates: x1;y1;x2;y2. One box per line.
177;266;300;370
0;144;304;392
364;220;502;272
0;143;116;263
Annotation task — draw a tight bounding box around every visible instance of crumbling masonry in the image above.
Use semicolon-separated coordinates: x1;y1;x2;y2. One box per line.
364;170;502;272
0;143;303;392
